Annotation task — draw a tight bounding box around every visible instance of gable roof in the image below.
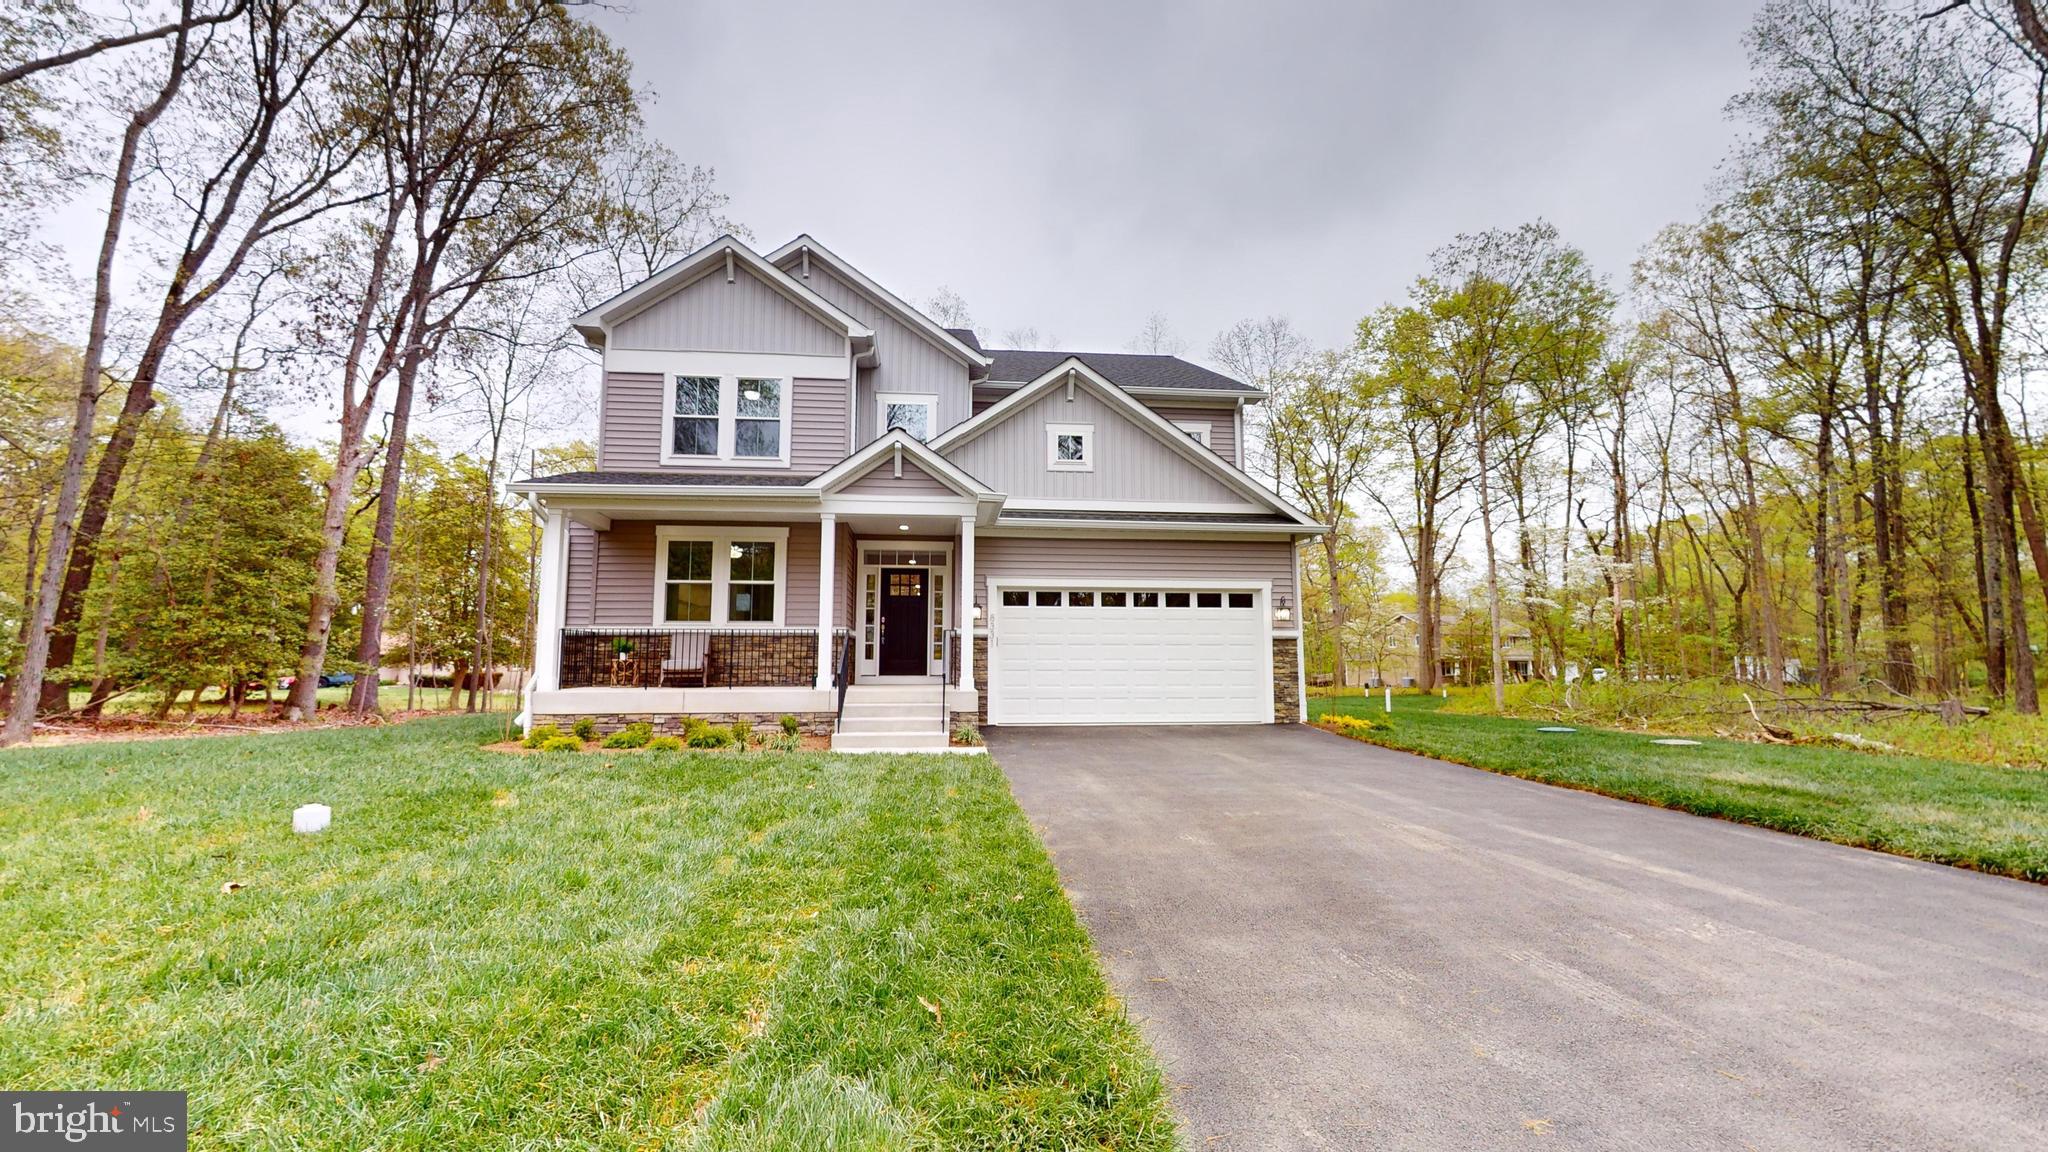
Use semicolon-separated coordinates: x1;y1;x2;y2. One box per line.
766;235;994;370
982;349;1262;397
571;235;873;350
933;357;1320;528
810;428;1002;502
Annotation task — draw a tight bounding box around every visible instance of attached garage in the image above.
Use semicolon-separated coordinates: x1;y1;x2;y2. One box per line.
987;583;1273;725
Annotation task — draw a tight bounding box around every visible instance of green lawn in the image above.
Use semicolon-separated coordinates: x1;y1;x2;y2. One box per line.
0;717;1174;1149
1311;692;2048;881
68;683;515;719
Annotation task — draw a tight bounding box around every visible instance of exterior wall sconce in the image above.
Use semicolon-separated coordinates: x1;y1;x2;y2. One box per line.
1274;594;1293;623
971;602;984;622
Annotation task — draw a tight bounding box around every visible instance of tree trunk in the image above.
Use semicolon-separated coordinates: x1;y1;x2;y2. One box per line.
467;452;498;713
2;24;192;745
348;340;425;714
1474;425;1505;711
446;657;469;712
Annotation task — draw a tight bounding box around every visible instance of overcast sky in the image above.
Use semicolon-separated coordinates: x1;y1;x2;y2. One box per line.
587;0;1764;359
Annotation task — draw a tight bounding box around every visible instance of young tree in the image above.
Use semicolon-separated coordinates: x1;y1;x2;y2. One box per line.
1268;345;1385;687
1126;312;1186;355
1210;315;1312;492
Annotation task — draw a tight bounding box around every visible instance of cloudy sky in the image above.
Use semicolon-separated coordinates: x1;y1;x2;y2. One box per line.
587;0;1764;359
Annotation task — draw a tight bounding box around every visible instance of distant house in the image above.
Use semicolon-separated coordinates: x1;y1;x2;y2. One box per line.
509;234;1324;749
1347;610;1535;688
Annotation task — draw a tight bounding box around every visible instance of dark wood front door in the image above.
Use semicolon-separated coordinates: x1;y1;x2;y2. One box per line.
879;567;928;675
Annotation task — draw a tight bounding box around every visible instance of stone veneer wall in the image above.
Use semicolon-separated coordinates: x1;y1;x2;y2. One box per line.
1273;637;1302;723
534;712;837;737
971;634;988;725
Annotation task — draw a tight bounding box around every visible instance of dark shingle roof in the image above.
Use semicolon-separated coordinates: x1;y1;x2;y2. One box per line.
944;327;983;352
998;509;1299;526
982;349;1259;395
523;470;815;487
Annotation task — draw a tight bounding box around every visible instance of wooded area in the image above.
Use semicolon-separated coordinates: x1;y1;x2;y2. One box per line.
1261;0;2048;719
0;0;736;743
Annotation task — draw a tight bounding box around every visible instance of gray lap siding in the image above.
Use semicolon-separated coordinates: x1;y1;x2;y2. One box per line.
565;519;822;627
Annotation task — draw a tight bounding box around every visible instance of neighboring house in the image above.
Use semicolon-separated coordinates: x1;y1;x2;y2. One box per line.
1350;610;1535;688
511;235;1323;750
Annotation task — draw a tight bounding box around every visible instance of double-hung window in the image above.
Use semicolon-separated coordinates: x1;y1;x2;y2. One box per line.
654;526;788;626
662;374;790;466
672;376;720;458
735;378;781;458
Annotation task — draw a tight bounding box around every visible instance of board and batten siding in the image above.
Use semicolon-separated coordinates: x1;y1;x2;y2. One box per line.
599;371;848;474
1145;403;1240;466
839;457;953;496
788;262;975;441
610;265;845;355
944;384;1248;504
973;535;1296;607
563;520;822;627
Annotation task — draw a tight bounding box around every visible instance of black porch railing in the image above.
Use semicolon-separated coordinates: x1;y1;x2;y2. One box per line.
833;628;854;732
558;628;819;689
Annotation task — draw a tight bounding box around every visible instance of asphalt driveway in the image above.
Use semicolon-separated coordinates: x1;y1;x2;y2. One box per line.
986;724;2048;1151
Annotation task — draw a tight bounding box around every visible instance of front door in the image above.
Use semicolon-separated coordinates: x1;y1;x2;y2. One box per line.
878;567;928;675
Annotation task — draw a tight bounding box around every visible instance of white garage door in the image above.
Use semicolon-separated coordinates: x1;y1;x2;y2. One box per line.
989;585;1271;725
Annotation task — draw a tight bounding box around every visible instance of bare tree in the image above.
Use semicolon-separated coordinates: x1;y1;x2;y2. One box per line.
1127;311;1187;355
998;326;1060;350
1210;315;1312;492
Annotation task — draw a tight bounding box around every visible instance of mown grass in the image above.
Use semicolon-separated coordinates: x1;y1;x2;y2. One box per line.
0;717;1173;1149
1311;693;2048;881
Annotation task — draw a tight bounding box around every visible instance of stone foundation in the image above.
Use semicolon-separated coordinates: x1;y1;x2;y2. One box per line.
1273;637;1302;724
534;711;836;737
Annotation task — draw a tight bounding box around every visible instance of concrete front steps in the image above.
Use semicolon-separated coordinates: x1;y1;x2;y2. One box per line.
831;683;957;753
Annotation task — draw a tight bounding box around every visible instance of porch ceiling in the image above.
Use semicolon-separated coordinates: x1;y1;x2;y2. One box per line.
841;511;964;538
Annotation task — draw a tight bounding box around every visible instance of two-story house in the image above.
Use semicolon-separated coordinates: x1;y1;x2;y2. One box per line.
511;235;1323;750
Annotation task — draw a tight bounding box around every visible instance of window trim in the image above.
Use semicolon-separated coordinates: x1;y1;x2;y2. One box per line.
1046;422;1095;472
650;525;790;626
658;374;794;468
875;392;939;442
1172;420;1211;448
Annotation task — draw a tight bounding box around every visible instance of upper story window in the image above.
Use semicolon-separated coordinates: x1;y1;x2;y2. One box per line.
665;374;790;466
1173;420;1211;447
877;392;937;441
1046;422;1094;472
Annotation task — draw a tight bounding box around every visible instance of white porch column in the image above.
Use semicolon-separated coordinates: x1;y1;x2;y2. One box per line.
525;508;570;720
957;514;975;691
816;513;837;689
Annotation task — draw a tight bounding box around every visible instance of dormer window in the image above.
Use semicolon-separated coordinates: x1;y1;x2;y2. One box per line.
663;373;791;466
1047;422;1094;472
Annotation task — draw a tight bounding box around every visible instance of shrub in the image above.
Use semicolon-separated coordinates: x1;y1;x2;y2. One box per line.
602;722;653;750
680;716;708;736
1322;714;1391;740
951;724;983;746
730;718;754;748
646;735;683;752
538;735;584;753
571;717;598;741
686;725;733;749
779;713;801;736
769;731;802;752
521;723;562;750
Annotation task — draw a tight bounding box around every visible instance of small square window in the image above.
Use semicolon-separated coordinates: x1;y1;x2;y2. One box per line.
1228;592;1254;608
1133;592;1159;607
1069;591;1095;607
1046;423;1094;472
1002;590;1028;607
1165;592;1191;608
1100;591;1127;607
1035;590;1061;606
1196;592;1223;608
